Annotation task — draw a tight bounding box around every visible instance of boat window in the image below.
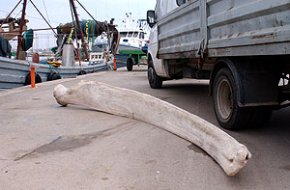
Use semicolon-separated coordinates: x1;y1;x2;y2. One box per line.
139;32;144;39
127;32;138;38
133;32;138;37
120;32;127;37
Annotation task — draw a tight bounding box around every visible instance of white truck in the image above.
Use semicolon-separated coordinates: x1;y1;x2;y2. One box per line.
146;0;290;130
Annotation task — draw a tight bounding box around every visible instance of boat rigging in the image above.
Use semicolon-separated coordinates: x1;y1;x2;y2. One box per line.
0;0;120;61
0;0;120;89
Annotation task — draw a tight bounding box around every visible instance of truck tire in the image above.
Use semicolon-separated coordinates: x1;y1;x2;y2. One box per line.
127;58;133;71
213;67;251;130
148;66;163;89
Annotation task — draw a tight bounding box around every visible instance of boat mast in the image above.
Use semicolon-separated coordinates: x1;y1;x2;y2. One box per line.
69;0;89;61
16;0;27;59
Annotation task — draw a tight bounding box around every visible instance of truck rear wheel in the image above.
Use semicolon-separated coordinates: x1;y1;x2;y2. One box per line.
213;68;251;130
127;58;133;71
148;66;163;89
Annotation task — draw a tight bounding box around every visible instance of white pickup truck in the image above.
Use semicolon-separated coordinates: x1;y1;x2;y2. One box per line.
146;0;290;130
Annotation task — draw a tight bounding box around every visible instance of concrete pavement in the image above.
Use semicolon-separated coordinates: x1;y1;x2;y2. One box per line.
0;66;289;190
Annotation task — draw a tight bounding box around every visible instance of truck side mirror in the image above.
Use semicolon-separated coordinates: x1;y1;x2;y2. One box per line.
147;10;156;28
176;0;186;6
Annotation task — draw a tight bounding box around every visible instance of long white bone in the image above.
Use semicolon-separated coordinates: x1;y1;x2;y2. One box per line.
53;81;251;176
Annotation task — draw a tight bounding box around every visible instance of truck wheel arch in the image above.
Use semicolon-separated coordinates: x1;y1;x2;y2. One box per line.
210;57;278;129
147;53;154;68
147;53;163;89
210;58;242;103
211;58;279;107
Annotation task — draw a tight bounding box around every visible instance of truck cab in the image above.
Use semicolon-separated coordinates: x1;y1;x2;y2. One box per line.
147;0;212;89
147;0;178;86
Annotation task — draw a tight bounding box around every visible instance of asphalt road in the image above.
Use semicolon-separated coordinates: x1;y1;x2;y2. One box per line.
0;66;289;190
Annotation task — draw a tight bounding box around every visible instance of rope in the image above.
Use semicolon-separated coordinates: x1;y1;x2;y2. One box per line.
75;0;98;23
29;0;57;35
0;0;22;27
42;0;50;24
74;0;100;50
85;20;89;44
69;1;77;35
90;20;96;50
67;28;74;43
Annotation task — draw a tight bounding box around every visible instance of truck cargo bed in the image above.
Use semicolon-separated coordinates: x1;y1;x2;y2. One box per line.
157;0;290;59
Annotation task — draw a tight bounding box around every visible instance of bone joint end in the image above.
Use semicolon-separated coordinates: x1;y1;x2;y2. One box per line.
53;84;69;107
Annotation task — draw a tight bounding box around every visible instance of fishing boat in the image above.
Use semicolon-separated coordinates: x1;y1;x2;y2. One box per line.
117;12;148;52
0;56;109;89
0;0;120;90
116;13;150;71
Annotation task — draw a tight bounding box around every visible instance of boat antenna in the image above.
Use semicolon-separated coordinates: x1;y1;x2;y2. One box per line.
69;0;90;61
0;0;22;27
16;0;28;59
28;0;57;35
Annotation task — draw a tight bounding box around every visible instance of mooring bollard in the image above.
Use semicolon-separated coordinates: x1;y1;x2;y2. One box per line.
30;65;35;88
32;53;40;63
113;57;117;71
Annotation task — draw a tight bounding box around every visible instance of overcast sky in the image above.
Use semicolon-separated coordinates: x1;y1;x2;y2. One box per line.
0;0;156;49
